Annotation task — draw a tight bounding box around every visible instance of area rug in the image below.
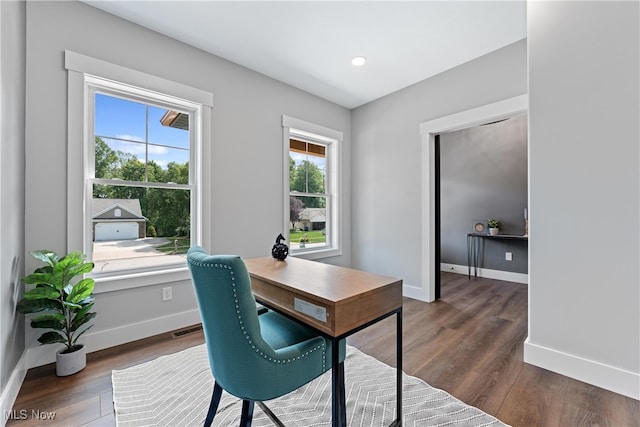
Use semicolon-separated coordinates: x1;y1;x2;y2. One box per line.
112;345;508;426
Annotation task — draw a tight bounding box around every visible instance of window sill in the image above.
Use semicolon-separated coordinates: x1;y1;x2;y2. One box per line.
291;247;342;261
92;266;191;294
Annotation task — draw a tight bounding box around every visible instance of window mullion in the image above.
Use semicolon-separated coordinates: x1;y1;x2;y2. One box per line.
305;143;309;193
290;192;326;198
91;178;192;191
145;104;149;183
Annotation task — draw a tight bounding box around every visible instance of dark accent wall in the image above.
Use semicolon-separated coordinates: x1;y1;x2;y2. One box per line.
440;113;528;273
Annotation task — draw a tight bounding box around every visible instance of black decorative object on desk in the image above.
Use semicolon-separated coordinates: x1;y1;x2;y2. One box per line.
271;233;289;261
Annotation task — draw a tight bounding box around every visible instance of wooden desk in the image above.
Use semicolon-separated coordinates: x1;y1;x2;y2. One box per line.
245;257;403;427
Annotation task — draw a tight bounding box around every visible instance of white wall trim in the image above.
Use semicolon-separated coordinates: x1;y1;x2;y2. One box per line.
403;283;428;301
0;353;27;427
282;115;343;142
524;338;640;400
441;263;528;284
0;0;5;418
25;309;201;369
419;94;529;302
65;50;213;107
93;269;191;294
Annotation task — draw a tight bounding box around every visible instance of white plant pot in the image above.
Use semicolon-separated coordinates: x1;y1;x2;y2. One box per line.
489;228;499;236
56;344;87;376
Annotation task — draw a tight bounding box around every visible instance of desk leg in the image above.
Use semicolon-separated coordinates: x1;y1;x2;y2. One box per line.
467;235;472;280
331;338;346;427
473;236;479;278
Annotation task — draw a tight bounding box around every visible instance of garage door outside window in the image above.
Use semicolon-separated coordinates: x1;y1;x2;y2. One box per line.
95;222;139;241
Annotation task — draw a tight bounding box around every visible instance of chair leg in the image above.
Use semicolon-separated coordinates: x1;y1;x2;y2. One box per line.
240;400;255;427
257;402;285;427
204;382;223;427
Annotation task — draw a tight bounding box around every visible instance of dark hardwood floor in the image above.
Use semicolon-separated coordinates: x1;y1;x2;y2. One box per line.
8;273;639;426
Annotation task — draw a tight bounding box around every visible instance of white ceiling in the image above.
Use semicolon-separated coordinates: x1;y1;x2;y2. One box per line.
83;1;527;109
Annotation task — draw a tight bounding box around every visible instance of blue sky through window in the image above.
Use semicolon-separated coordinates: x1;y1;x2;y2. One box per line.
95;93;189;169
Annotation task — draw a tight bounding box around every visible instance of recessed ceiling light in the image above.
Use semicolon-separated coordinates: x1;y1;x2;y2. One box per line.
351;56;367;67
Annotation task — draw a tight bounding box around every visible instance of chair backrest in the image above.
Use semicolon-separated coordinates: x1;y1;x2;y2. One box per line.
187;246;274;395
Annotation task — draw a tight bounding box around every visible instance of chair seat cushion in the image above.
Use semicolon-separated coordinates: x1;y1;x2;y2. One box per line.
260;311;320;349
260;310;346;362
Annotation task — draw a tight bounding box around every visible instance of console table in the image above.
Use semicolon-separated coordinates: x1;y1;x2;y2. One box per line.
467;233;528;279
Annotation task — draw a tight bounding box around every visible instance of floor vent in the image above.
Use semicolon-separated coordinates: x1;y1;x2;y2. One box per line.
172;324;203;338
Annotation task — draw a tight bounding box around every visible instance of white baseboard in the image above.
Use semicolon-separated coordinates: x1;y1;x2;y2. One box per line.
525;338;640;400
403;283;432;302
403;264;528;303
26;309;202;369
0;352;27;427
441;263;528;284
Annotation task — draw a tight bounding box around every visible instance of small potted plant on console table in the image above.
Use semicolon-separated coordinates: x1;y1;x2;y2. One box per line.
487;219;501;236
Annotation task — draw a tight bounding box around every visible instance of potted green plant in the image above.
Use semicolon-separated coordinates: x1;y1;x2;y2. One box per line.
17;250;96;376
487;219;501;235
299;233;309;248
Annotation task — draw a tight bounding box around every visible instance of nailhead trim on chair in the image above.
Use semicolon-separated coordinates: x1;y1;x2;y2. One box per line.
190;260;327;370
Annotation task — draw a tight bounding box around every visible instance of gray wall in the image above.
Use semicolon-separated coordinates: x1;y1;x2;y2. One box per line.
526;0;639;396
1;0;26;399
351;39;527;289
440;114;528;273
23;1;351;359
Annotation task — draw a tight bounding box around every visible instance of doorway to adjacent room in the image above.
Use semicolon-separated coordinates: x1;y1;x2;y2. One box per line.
418;94;528;301
436;113;528;299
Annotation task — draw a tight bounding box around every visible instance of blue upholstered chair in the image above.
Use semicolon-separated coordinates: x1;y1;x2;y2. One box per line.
187;246;345;426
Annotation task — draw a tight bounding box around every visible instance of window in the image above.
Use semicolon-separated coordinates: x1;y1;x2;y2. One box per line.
87;82;198;275
283;116;342;258
66;51;213;290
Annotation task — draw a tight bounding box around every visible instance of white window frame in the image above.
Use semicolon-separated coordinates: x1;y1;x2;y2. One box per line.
65;51;213;293
283;115;342;259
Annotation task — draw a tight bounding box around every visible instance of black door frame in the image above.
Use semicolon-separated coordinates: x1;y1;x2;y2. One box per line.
434;134;441;300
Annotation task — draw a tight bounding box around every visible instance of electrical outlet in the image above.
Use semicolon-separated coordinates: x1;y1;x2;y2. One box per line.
505;252;512;261
162;287;172;301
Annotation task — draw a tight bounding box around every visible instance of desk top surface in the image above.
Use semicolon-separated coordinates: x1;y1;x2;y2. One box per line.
245;257;403;336
244;256;402;305
468;233;528;240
